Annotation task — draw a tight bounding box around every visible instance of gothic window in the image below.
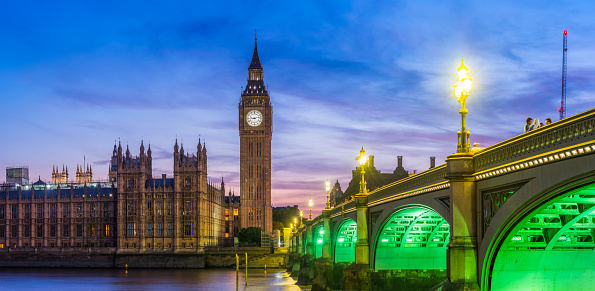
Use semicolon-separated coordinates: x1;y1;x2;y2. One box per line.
147;202;153;216
90;225;96;237
103;203;110;218
127;201;136;216
11;225;17;237
49;225;56;237
185;177;191;189
76;224;83;237
147;223;153;236
0;205;4;219
157;223;163;236
184;201;193;215
76;204;83;218
89;203;96;218
23;225;31;237
104;224;110;237
127;178;135;189
233;209;239;216
36;204;42;219
63;225;69;237
0;226;4;238
36;225;43;237
49;204;57;218
24;205;30;219
167;202;173;216
62;204;69;218
157;202;163;216
127;223;136;236
167;223;173;236
184;222;192;236
11;205;18;219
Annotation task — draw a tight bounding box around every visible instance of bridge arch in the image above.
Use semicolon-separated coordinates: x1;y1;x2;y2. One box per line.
333;219;357;263
314;224;324;259
372;205;450;271
482;175;595;290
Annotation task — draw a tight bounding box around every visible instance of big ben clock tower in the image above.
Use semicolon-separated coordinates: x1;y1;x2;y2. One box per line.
239;35;273;233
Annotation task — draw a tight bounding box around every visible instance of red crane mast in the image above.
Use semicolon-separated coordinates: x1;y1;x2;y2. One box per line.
559;30;568;120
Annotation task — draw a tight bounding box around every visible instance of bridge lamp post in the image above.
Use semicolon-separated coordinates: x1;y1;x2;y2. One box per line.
357;147;368;194
454;59;473;153
309;198;313;220
325;179;331;210
299;210;303;227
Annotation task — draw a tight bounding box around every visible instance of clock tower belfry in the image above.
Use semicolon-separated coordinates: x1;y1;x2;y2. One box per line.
239;35;273;233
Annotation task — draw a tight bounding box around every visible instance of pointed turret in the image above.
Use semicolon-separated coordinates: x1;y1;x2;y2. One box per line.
147;143;152;158
249;35;262;70
140;139;145;154
126;144;130;157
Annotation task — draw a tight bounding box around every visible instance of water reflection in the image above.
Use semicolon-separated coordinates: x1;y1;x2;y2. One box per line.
0;268;308;291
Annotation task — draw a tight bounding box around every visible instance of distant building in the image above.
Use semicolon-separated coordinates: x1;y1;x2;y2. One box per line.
6;167;29;185
0;139;230;251
334;155;433;204
223;191;241;246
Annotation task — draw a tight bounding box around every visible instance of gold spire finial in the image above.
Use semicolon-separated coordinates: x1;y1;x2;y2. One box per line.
254;29;257;41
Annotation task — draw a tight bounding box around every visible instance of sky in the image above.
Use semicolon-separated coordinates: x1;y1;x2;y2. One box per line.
1;1;595;216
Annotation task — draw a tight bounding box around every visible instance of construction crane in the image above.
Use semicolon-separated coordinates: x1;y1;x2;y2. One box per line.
559;29;568;120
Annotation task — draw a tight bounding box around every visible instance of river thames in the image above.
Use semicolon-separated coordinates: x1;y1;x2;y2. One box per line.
0;268;309;291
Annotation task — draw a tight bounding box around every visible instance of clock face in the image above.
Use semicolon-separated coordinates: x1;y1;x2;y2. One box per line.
246;110;263;127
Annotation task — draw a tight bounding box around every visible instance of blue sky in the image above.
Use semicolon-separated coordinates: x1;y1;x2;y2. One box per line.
1;1;595;215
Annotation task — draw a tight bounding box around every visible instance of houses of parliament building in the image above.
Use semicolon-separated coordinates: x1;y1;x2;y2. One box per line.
0;39;271;252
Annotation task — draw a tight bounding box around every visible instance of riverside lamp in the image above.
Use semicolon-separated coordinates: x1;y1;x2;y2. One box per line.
309;198;313;219
299;210;303;226
325;179;331;210
356;147;368;194
454;59;473;153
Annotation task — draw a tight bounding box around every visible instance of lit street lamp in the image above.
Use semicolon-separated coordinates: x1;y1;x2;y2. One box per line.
309;197;313;220
325;179;331;210
356;147;367;194
454;59;473;153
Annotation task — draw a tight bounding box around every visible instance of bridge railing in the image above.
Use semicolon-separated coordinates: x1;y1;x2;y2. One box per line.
474;108;595;171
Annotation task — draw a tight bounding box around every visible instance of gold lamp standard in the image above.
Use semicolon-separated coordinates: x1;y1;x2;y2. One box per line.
454;59;473;153
325;179;331;210
356;147;368;194
309;198;313;220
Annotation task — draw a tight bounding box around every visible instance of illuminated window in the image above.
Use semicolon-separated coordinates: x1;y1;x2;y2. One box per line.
127;223;136;236
90;225;96;237
76;204;83;218
105;225;110;237
234;209;238;216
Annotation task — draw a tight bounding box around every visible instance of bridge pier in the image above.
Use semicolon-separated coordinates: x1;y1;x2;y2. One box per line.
444;152;479;290
343;192;371;291
311;209;334;290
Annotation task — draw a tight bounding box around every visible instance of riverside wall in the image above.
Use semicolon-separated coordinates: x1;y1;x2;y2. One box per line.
0;247;273;269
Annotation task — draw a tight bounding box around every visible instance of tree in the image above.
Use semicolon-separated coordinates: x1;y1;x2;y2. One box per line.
237;227;262;246
273;221;284;231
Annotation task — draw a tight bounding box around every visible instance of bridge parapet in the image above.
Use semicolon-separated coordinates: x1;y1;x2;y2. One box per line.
367;164;447;202
474;108;595;171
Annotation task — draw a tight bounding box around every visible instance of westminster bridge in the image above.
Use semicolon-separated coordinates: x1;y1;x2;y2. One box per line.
289;108;595;291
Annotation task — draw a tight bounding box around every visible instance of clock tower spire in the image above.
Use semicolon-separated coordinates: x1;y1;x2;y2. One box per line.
239;34;273;233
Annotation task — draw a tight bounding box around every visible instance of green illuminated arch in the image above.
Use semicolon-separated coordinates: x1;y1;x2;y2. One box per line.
374;206;450;270
489;182;595;291
314;225;324;259
334;220;356;263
